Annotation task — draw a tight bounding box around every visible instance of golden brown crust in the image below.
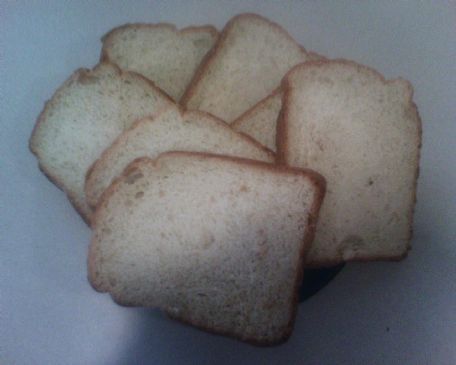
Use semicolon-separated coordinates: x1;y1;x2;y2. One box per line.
180;13;308;106
89;151;326;345
278;58;422;267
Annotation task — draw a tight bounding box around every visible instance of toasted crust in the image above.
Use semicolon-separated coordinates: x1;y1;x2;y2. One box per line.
88;151;326;345
278;59;422;265
180;13;309;106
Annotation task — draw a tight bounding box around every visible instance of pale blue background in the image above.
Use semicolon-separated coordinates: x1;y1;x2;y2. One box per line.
1;1;455;364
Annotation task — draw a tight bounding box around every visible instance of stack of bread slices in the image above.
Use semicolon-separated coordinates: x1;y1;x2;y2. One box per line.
29;13;422;345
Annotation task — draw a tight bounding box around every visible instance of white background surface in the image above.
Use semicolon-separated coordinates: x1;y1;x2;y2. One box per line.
1;1;455;364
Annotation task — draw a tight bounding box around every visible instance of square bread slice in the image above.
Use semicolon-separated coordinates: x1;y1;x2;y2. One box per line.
85;106;274;210
29;63;174;222
101;23;218;101
232;53;326;151
277;60;422;266
180;13;315;123
88;152;325;345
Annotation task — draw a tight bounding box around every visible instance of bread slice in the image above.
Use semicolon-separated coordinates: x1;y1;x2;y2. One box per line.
88;152;325;345
101;24;218;101
232;89;283;151
85;106;275;210
232;53;326;151
29;63;174;222
180;13;315;123
277;60;422;266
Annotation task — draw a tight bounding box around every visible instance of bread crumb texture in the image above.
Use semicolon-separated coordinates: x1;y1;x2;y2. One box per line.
89;153;324;344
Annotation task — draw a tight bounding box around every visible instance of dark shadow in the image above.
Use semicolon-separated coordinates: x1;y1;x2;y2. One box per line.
107;267;345;365
299;265;345;302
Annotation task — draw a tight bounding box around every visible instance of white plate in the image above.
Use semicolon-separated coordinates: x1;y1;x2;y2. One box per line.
2;1;455;364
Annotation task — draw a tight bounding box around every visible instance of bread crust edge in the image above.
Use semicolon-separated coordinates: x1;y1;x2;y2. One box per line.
84;105;276;212
277;58;423;267
29;62;174;225
179;13;309;109
87;151;326;345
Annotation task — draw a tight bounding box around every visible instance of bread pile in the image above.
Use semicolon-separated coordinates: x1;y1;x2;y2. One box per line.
29;14;422;345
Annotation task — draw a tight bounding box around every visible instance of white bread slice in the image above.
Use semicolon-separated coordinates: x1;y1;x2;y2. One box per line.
180;13;314;123
277;60;422;266
88;152;325;345
232;53;326;151
85;106;275;210
232;89;283;151
101;24;218;101
29;63;174;222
